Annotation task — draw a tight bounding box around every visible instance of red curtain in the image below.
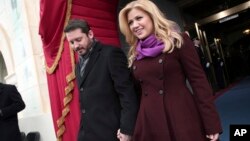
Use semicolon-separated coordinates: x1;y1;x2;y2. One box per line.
39;0;119;140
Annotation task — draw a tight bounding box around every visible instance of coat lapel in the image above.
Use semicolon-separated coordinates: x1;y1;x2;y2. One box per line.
79;42;101;86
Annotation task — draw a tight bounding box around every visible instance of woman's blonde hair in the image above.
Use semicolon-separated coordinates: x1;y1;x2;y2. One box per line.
119;0;183;67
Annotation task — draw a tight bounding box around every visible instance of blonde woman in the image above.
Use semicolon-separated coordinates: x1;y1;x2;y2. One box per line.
118;0;222;141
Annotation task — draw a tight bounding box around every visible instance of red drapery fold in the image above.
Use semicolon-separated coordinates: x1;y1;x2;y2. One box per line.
39;0;119;140
71;0;120;46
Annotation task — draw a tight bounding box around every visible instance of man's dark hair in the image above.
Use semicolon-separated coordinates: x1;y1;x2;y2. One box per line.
64;19;91;34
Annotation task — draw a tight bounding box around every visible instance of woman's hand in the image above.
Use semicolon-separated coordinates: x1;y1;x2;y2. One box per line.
117;129;132;141
206;133;219;141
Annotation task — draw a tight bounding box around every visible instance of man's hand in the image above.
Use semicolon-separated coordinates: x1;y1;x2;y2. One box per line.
117;129;132;141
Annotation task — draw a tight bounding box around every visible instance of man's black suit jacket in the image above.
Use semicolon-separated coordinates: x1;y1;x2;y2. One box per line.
75;42;138;141
0;83;25;141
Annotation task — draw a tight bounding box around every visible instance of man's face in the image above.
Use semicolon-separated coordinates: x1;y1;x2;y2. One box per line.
66;28;94;56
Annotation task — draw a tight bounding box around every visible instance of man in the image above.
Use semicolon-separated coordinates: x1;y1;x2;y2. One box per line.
0;82;26;141
64;19;138;141
193;38;210;70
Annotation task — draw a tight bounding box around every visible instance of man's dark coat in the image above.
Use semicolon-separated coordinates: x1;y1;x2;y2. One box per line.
0;83;25;141
76;42;138;141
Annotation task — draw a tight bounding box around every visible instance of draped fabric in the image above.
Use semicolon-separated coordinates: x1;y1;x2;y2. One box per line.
71;0;120;46
39;0;120;140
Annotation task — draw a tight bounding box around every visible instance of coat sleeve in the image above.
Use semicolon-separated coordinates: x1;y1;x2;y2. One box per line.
108;47;139;135
178;34;222;134
1;85;25;119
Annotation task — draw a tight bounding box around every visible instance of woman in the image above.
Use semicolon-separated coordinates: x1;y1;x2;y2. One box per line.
118;0;222;141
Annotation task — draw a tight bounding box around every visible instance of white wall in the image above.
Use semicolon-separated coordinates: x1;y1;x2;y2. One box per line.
0;0;56;140
19;113;56;141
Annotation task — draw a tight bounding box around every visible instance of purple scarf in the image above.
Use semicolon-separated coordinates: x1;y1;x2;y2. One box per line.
136;34;164;60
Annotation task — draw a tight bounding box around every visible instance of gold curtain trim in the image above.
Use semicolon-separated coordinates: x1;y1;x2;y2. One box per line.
69;46;76;74
56;124;65;141
57;116;65;127
65;81;74;94
62;106;70;117
55;0;73;140
63;93;73;106
66;71;75;82
45;0;72;74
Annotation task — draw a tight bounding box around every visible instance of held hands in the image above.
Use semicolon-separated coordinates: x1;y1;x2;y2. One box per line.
206;133;219;141
206;62;210;68
117;129;132;141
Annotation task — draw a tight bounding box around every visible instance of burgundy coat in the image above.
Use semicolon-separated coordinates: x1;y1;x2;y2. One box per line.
132;34;222;141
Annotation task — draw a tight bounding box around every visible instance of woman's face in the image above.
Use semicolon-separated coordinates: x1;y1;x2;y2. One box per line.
127;8;154;40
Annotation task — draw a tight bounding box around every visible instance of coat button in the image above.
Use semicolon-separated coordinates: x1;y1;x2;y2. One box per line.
82;109;86;114
133;65;137;70
159;90;164;95
158;59;163;64
80;88;84;92
144;92;148;96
